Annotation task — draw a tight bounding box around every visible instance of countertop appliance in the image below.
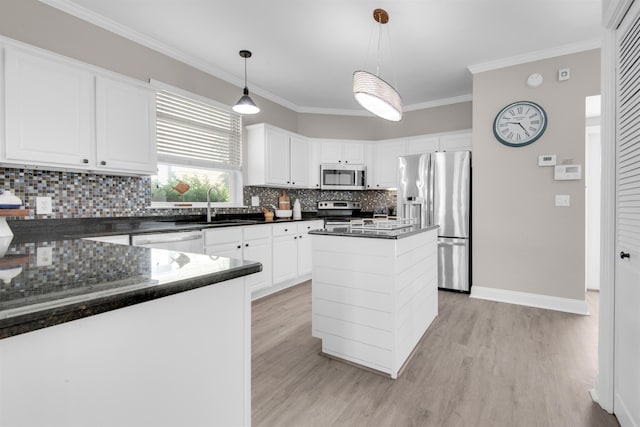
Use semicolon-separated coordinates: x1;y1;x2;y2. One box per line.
320;164;366;191
316;200;362;226
397;151;471;292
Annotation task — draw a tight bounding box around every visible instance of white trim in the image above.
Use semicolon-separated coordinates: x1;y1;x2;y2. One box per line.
40;0;470;117
297;94;473;116
593;10;623;413
39;0;299;111
470;286;589;315
614;393;637;427
467;39;602;74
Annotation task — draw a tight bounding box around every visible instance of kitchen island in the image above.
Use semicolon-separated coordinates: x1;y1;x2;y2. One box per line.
310;224;439;379
0;237;260;427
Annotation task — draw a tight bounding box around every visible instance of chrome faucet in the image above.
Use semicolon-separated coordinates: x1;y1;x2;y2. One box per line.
206;186;217;222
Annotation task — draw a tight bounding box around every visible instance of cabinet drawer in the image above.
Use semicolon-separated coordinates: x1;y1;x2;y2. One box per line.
203;227;242;246
272;223;297;237
243;224;271;241
297;220;324;234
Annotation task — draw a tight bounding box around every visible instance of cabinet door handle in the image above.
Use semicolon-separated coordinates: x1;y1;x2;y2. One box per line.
100;160;107;166
294;236;297;239
287;181;290;184
245;243;249;247
292;181;295;185
620;251;631;259
237;245;241;249
284;228;288;232
82;159;89;164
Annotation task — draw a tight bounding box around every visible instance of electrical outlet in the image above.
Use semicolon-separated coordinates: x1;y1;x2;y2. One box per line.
251;196;260;207
37;247;53;266
555;195;571;207
36;196;52;214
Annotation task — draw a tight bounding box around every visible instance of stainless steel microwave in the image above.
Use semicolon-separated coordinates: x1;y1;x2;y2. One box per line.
320;163;366;190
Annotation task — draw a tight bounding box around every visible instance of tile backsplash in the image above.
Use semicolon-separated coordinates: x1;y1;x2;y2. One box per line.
0;167;397;219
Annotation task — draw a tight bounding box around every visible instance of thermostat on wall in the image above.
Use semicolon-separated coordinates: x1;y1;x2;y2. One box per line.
554;164;582;180
538;154;556;166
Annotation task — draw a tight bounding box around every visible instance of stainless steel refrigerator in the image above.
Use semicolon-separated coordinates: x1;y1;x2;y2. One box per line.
397;151;471;292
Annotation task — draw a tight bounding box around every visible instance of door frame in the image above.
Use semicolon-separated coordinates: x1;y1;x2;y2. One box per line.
594;0;634;414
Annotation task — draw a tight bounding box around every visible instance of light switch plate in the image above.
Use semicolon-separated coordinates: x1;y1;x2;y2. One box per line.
559;68;570;81
555;164;582;180
555;195;571;207
36;196;52;214
251;196;260;207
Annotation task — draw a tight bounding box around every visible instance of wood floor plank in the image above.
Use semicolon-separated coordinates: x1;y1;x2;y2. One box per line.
252;282;619;427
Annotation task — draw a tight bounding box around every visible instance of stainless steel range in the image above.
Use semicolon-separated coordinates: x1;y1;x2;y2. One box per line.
316;201;362;225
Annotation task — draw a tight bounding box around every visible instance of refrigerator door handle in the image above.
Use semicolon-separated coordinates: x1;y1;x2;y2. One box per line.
438;240;467;246
428;153;435;226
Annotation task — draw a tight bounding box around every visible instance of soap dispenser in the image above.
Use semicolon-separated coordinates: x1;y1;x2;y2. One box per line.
293;199;302;220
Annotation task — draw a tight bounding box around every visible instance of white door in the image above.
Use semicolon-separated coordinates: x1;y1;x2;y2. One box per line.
272;236;297;284
290;135;310;187
343;142;365;164
243;238;271;292
95;76;157;174
266;128;291;186
614;4;640;425
4;48;94;167
372;140;406;188
319;140;343;163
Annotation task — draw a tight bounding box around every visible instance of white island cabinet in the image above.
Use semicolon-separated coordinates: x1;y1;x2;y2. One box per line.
311;225;439;379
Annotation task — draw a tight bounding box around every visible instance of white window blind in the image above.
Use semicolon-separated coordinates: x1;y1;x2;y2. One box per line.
156;90;242;169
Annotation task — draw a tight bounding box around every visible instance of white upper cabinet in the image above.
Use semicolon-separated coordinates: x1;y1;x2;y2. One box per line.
4;47;94;167
406;135;439;155
2;45;157;175
247;123;310;188
290;135;310;187
406;131;472;155
439;131;472;152
318;140;366;164
95;76;156;174
369;139;406;189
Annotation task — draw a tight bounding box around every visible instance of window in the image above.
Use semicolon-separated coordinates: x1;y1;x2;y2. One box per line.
150;81;242;208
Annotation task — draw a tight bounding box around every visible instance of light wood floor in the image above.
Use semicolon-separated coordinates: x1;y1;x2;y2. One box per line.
252;282;619;427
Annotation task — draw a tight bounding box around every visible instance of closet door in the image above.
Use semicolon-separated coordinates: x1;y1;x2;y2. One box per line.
614;2;640;425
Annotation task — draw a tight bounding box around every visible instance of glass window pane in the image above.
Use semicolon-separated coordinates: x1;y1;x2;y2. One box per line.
151;164;230;203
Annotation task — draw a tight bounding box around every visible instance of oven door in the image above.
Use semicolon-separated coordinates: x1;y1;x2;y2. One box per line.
320;164;366;190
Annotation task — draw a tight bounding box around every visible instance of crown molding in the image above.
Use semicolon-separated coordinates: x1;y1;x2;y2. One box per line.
40;0;472;117
298;94;473;117
467;39;602;74
38;0;301;111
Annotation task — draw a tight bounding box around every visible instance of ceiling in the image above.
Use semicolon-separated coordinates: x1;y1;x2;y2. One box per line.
44;0;603;115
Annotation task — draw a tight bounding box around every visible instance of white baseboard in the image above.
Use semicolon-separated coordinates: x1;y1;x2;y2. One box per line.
470;286;590;315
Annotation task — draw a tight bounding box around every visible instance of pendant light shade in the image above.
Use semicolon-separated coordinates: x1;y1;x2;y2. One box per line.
353;70;402;122
233;50;260;115
353;9;402;122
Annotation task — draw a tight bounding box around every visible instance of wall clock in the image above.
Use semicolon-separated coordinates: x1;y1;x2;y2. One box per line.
493;100;547;147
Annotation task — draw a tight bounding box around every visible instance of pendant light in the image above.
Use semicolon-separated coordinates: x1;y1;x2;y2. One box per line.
233;50;260;115
353;9;402;122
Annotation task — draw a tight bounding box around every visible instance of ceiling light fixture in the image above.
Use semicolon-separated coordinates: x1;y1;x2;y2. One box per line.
353;8;402;122
233;50;260;115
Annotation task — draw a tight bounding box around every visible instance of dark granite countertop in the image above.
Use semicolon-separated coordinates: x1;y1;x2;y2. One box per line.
0;237;261;339
309;224;439;239
7;213;323;243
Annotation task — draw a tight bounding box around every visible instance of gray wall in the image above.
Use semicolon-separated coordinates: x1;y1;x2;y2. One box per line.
0;0;470;142
471;49;600;301
298;102;472;140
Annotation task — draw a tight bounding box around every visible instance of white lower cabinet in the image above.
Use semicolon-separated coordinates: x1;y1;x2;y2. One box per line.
242;225;272;293
202;221;324;299
297;220;323;277
204;225;273;296
272;223;299;284
204;227;243;259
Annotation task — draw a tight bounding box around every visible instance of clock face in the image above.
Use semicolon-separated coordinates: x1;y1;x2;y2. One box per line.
493;101;547;147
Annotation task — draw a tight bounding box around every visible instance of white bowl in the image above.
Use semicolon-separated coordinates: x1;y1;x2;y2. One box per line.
275;209;292;218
